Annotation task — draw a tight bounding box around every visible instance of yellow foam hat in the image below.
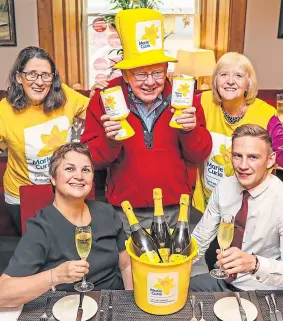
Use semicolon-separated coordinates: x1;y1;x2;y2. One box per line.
113;8;177;70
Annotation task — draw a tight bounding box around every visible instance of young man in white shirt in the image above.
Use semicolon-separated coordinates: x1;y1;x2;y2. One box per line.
190;123;283;291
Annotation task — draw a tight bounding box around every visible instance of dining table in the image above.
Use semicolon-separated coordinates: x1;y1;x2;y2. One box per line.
12;288;283;321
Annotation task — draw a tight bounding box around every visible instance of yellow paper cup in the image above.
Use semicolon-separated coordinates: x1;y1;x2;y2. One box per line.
126;237;198;315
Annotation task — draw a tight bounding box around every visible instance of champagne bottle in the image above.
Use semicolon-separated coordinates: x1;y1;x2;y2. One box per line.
150;188;171;262
169;194;191;263
121;201;163;263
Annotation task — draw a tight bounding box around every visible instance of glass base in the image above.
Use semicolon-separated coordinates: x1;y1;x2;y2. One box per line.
210;268;229;280
74;281;94;292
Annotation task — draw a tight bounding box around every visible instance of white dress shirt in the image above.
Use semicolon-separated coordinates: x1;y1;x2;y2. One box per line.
192;174;283;290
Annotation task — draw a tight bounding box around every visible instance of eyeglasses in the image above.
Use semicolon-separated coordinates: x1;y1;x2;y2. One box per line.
218;71;247;82
20;71;53;82
129;70;165;81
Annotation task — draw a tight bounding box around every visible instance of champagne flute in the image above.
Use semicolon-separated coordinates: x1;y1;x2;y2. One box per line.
74;226;94;292
210;214;234;279
277;93;283;124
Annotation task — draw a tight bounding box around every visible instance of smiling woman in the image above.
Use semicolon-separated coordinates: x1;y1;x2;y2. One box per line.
0;46;90;236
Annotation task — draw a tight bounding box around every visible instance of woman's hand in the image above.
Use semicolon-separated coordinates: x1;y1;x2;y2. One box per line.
101;114;121;140
216;247;256;274
53;260;89;285
89;80;109;98
171;107;197;131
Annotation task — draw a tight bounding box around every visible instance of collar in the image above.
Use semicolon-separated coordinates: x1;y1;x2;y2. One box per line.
237;174;271;198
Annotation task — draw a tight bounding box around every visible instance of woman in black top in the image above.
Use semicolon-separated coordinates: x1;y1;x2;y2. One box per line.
0;143;133;307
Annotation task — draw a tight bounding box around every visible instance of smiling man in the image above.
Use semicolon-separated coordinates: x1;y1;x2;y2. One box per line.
190;124;283;291
81;8;212;234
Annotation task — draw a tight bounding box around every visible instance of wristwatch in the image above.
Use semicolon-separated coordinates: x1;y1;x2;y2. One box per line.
250;254;260;275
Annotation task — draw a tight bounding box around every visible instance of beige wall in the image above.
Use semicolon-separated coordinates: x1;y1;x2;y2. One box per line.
244;0;283;89
0;0;39;89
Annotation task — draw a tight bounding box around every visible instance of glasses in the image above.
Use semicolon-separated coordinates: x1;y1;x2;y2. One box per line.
74;226;94;292
129;70;165;81
20;71;53;82
210;214;235;280
218;71;247;82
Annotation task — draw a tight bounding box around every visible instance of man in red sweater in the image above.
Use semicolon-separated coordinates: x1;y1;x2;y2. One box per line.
81;8;212;235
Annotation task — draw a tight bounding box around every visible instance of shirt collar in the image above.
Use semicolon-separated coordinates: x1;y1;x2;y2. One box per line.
128;85;162;105
237;174;271;198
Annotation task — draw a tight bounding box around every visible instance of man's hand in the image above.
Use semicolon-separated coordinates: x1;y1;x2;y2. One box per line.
89;80;109;98
216;247;256;274
101;114;121;140
53;260;89;285
171;107;196;131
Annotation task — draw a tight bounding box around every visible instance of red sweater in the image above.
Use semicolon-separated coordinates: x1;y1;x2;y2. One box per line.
81;77;212;207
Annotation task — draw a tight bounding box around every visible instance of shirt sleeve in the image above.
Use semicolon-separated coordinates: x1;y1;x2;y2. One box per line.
113;207;127;252
192;182;221;258
252;200;283;287
267;115;283;167
178;93;212;164
4;218;50;277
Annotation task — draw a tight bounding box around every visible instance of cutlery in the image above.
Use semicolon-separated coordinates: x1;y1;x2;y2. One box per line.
235;292;247;321
190;295;198;321
199;301;205;321
76;292;84;321
107;292;113;321
99;294;105;321
271;293;283;321
39;297;52;321
265;295;277;321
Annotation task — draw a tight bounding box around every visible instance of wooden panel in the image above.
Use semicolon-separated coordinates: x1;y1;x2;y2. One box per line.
37;0;54;58
52;0;66;82
216;0;230;60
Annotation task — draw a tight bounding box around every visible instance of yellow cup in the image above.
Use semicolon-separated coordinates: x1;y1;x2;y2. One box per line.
126;237;198;315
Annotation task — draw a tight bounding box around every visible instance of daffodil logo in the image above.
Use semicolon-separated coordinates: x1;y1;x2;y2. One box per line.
211;144;234;176
141;24;159;46
177;83;190;97
153;276;175;295
37;125;68;157
105;96;116;110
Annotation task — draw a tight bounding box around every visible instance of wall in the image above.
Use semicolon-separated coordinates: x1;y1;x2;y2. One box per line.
0;0;39;89
244;0;283;89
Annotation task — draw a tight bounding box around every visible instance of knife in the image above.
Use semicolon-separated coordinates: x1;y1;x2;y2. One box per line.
76;292;84;321
235;292;247;321
271;293;283;321
99;294;105;321
265;295;277;321
107;292;113;321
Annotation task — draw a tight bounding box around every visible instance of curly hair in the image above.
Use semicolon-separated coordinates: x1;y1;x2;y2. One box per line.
6;46;66;113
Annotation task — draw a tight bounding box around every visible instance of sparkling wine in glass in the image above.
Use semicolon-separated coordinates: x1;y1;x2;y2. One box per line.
277;93;283;124
74;226;94;292
210;215;234;279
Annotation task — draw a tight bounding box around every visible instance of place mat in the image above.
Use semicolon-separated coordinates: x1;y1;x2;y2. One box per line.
96;290;217;321
256;290;283;321
18;290;66;321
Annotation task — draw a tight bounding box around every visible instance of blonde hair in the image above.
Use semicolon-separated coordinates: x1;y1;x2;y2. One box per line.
232;124;273;154
212;52;258;106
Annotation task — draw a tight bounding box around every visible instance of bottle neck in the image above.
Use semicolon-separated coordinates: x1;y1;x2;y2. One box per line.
125;209;139;226
154;198;164;217
178;203;189;222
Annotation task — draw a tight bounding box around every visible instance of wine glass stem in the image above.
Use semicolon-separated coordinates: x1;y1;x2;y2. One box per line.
81;275;87;288
219;248;225;273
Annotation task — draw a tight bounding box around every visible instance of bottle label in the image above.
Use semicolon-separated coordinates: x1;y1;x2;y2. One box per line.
159;248;170;263
140;251;160;263
147;272;178;306
169;254;187;263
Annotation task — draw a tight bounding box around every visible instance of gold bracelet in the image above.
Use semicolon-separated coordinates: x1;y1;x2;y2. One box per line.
50;269;56;292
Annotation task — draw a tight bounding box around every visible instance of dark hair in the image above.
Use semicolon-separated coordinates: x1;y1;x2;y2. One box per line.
232;124;273;154
49;143;95;179
6;46;66;113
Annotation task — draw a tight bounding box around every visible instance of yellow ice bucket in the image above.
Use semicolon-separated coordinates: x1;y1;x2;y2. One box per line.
126;237;198;315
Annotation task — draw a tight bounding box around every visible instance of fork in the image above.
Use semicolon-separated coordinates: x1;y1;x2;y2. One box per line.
39;297;54;321
199;301;205;321
190;295;198;321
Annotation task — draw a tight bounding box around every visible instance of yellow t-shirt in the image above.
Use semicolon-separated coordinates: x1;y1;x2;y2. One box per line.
193;90;276;213
0;84;90;200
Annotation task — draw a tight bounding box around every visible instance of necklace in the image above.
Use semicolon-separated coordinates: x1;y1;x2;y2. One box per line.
221;104;245;125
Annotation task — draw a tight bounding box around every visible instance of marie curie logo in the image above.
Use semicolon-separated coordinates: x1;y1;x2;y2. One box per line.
105;96;116;110
136;20;162;52
147;272;178;306
176;83;190;98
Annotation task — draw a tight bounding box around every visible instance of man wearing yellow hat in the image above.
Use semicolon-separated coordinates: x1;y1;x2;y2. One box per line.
82;8;212;235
